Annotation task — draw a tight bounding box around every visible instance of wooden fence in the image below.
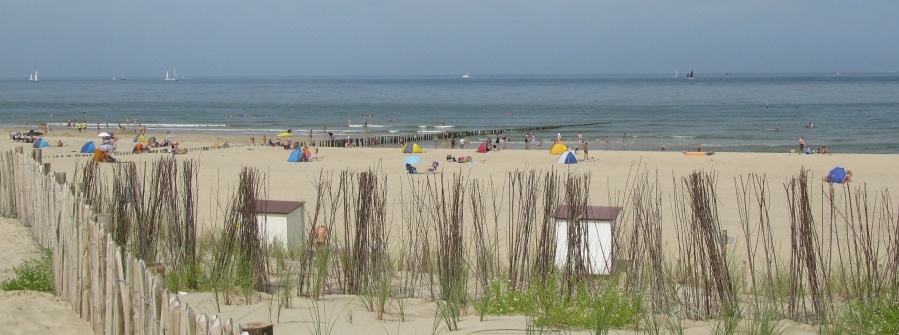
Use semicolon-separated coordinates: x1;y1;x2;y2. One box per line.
0;147;236;335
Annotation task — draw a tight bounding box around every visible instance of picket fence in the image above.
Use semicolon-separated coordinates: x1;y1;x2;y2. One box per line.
0;147;237;335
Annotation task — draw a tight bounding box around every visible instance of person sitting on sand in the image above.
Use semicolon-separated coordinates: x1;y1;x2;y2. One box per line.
427;161;439;173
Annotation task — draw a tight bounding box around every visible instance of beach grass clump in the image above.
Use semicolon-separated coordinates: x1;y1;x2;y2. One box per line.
842;291;899;334
1;248;53;293
474;274;641;331
164;258;203;292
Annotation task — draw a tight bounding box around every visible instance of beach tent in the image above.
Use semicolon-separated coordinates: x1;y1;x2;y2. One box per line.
287;149;304;162
549;142;568;155
557;150;578;164
402;143;423;153
80;141;96;153
476;141;489;153
827;167;847;183
33;138;49;148
133;134;146;142
278;132;292;137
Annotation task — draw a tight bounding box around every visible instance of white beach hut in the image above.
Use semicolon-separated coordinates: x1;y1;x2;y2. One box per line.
256;200;306;249
553;205;622;275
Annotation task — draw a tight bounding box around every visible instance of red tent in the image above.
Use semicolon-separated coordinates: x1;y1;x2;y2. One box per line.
476;141;488;153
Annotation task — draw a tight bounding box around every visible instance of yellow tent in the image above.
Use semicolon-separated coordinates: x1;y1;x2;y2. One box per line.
278;132;292;137
402;143;423;153
549;142;568;155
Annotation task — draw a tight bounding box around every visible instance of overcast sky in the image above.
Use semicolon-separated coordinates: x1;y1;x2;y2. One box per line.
3;1;898;77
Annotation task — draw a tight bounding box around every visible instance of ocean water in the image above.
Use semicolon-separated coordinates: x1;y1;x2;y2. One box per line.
2;73;898;153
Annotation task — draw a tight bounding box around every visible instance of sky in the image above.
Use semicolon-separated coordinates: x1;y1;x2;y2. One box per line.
3;1;898;77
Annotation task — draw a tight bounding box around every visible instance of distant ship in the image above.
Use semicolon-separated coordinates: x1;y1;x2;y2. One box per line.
462;72;471;79
686;70;694;80
165;67;179;81
29;71;39;82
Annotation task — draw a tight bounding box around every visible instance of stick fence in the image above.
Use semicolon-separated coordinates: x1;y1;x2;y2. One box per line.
0;147;235;335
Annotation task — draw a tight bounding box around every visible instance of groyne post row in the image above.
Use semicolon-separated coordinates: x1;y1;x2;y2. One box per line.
0;148;235;335
305;122;610;148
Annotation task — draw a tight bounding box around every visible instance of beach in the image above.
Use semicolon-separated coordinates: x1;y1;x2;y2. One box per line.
2;128;895;334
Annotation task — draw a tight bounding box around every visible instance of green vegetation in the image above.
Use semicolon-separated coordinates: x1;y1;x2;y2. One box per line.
844;291;899;334
475;274;641;331
1;248;54;293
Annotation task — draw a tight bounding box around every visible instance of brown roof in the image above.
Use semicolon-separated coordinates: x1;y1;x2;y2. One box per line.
256;200;305;214
553;205;622;221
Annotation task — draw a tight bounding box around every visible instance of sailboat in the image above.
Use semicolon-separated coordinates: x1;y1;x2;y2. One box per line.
674;69;679;78
29;71;39;82
462;72;471;79
686;70;694;80
120;73;126;81
165;67;179;81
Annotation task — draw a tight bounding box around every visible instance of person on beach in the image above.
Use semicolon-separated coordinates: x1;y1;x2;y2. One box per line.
799;136;805;152
557;132;562;142
578;132;583;143
583;142;589;161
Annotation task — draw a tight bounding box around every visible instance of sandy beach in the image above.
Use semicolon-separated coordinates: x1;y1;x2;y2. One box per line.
3;128;895;334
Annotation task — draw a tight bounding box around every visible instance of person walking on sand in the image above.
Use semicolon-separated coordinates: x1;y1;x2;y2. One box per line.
799;136;805;152
582;141;589;161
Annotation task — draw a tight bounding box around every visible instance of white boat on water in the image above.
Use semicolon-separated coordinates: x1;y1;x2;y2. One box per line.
165;67;179;81
29;71;39;82
462;72;471;79
674;69;679;78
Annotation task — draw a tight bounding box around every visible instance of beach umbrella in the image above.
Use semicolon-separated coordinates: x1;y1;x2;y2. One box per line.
33;138;49;148
80;141;96;153
98;132;111;137
287;149;303;162
404;155;422;164
556;150;578;164
827;167;847;183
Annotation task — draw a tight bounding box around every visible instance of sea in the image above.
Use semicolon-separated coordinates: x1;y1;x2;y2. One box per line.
2;73;898;153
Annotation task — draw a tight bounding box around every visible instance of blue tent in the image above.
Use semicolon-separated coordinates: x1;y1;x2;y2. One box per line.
80;141;96;153
556;150;578;164
827;167;847;183
33;138;49;148
287;149;304;162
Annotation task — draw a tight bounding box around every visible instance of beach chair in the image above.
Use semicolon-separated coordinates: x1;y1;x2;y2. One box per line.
406;163;417;174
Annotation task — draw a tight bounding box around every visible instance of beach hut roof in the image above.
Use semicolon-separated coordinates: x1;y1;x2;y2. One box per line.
256;200;305;214
553;205;623;222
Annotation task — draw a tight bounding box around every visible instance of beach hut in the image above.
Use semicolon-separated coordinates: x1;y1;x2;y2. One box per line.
556;150;578;164
80;141;96;153
553;205;622;275
287;149;305;162
549;142;568;155
256;200;306;249
33;138;49;148
402;143;423;153
476;141;489;153
133;134;146;142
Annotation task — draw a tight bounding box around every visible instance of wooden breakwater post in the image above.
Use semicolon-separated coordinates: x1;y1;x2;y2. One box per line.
318;121;612;149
